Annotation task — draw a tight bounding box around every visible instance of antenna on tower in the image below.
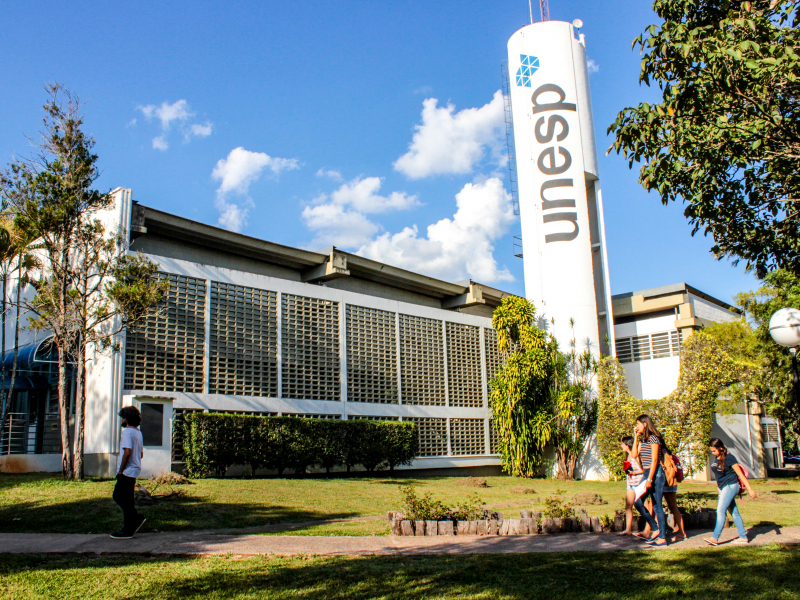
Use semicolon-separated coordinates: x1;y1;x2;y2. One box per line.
528;0;534;24
540;0;550;22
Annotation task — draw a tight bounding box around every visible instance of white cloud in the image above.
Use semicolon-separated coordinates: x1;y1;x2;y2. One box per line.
394;91;505;179
316;168;344;182
356;177;516;283
302;203;380;248
413;85;433;95
215;197;249;233
189;121;213;138
126;118;137;127
152;136;168;151
316;176;419;214
138;99;192;130
137;100;213;149
587;59;600;73
211;147;300;232
212;147;299;196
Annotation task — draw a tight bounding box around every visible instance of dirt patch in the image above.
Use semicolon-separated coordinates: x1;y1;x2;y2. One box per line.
742;491;786;503
511;486;537;494
571;492;607;506
455;477;488;488
152;472;193;486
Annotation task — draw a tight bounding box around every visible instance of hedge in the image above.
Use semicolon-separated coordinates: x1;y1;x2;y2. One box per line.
182;413;419;478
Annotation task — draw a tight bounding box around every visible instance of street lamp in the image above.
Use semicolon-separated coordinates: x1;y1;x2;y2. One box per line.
769;307;800;419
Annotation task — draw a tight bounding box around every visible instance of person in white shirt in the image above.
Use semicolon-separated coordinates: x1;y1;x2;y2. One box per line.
110;406;146;539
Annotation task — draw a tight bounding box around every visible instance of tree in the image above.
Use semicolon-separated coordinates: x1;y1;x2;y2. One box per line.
551;341;598;480
733;269;800;440
609;1;800;275
0;85;167;479
489;297;596;479
596;331;741;478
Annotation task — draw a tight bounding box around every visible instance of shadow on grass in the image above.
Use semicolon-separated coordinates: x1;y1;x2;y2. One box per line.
0;495;359;535
2;547;799;600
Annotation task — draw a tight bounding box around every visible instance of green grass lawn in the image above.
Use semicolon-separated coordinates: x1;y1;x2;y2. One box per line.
2;547;799;599
1;472;798;535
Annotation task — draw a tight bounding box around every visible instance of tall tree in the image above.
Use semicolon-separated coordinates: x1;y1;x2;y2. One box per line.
489;298;596;479
733;269;800;439
1;85;167;479
609;1;800;275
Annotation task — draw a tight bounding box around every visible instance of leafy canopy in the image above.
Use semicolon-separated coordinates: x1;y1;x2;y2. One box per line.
609;0;800;275
733;269;800;433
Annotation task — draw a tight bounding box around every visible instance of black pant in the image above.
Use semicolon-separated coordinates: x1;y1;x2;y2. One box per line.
113;474;142;533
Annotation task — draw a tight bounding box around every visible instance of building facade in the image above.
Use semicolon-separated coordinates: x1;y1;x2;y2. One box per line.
612;284;771;478
1;189;516;477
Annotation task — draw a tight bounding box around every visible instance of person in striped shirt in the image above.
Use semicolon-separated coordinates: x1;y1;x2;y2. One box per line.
631;414;668;547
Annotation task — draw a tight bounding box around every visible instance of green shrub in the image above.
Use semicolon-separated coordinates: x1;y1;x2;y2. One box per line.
542;496;576;519
399;485;449;521
182;413;418;478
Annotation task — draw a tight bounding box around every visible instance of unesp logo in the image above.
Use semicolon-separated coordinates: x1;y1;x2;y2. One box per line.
515;54;539;87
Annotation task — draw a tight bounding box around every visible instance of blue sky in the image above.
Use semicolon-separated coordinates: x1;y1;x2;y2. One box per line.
0;1;757;304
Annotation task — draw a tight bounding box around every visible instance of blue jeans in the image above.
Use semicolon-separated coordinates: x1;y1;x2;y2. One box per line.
713;482;747;540
634;465;667;540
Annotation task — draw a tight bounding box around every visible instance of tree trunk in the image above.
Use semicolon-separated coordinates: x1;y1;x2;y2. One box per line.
58;347;73;479
72;335;86;481
555;447;577;481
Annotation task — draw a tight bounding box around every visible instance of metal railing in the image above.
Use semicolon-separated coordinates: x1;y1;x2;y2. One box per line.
1;413;62;455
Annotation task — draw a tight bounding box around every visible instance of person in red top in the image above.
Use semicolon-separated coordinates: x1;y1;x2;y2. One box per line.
618;435;644;536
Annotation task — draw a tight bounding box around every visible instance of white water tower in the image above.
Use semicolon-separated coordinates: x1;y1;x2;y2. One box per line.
505;20;614;357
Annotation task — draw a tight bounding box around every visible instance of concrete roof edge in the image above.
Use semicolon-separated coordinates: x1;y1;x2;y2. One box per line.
139;204;521;300
611;282;740;314
140;205;327;269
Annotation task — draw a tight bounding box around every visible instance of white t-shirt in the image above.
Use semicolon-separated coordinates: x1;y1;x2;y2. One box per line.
117;427;143;478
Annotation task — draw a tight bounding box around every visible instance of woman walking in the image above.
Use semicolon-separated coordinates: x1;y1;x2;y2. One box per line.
632;414;668;547
704;438;757;546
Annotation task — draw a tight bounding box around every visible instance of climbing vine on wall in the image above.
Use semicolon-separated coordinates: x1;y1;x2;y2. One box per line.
596;331;742;479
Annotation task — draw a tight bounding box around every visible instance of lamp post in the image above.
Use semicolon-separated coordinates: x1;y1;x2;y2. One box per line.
769;307;800;419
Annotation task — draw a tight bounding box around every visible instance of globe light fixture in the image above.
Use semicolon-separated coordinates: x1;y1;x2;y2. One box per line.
769;307;800;419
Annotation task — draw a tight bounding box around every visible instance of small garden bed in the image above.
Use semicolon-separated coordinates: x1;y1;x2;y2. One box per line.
389;485;725;536
388;507;722;536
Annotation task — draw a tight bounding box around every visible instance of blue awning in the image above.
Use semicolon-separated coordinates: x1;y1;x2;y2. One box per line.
2;336;62;371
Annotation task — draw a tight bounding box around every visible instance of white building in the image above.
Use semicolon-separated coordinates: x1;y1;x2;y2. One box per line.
612;284;773;478
1;190;517;477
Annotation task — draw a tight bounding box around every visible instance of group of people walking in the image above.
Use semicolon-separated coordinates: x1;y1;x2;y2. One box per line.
618;414;757;547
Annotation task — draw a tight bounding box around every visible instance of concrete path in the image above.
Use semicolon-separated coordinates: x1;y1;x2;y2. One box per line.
1;526;798;557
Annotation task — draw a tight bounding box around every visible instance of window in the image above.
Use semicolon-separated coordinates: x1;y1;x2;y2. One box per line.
140;403;164;447
615;330;683;364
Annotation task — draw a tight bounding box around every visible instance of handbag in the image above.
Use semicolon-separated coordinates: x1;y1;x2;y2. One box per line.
672;454;685;483
661;449;679;487
737;464;750;497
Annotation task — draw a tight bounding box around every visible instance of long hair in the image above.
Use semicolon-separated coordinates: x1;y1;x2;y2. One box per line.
636;414;663;444
709;437;727;472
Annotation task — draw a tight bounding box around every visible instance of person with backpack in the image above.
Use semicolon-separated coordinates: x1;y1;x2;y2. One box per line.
631;414;668;547
661;449;687;543
704;437;757;546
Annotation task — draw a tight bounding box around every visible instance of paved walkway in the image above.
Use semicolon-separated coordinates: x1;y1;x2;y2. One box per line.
1;526;798;557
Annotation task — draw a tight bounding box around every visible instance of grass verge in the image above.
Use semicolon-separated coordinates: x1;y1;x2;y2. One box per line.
2;547;799;599
1;472;798;534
